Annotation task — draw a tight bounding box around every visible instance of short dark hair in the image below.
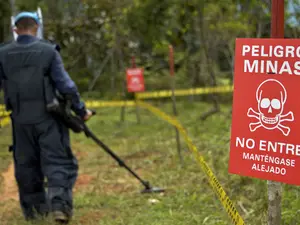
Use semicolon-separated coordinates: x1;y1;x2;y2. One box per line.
15;18;37;30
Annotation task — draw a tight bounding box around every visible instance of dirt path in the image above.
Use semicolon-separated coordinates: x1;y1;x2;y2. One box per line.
0;161;93;202
0;163;18;202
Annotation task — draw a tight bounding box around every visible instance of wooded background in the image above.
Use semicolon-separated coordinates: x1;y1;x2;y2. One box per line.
0;0;299;99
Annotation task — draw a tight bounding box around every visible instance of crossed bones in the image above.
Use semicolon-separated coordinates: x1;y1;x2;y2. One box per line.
247;108;294;136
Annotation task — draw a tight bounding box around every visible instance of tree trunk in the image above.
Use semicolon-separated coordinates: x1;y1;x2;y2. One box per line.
0;0;11;42
9;0;16;15
198;3;220;120
110;50;116;94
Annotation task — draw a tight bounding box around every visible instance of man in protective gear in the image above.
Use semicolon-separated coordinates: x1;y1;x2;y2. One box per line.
0;12;93;223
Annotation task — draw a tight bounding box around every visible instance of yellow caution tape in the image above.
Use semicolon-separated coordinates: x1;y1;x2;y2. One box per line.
0;111;10;118
137;100;245;225
0;85;233;111
0;115;10;127
0;107;11;127
85;100;135;108
0;100;135;113
0;85;233;110
136;85;233;99
0;100;136;128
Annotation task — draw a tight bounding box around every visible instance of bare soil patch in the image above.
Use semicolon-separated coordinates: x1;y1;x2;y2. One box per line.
0;163;18;202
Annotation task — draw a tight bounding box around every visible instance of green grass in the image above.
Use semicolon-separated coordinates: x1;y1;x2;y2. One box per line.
0;101;300;225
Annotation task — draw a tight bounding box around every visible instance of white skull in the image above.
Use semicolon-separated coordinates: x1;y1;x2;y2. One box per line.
247;79;294;136
256;79;286;129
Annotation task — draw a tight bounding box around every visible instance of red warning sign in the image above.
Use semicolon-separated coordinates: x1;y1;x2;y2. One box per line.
229;38;300;185
126;68;145;93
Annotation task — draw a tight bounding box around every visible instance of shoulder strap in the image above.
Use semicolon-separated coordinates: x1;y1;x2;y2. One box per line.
39;39;61;52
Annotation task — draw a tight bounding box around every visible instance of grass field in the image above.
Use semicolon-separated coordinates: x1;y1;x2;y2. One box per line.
0;101;300;225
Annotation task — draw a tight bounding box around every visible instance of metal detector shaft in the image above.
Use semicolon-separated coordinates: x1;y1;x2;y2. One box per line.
82;125;151;189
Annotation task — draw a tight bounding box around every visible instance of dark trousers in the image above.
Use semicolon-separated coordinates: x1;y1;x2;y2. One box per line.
11;117;78;220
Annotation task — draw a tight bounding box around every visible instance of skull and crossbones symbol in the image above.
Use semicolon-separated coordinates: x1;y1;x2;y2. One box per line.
247;79;294;136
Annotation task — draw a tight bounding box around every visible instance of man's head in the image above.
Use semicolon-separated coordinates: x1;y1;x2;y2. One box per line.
14;12;40;36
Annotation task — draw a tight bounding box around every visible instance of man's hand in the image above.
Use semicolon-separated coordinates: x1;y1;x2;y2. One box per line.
83;109;93;121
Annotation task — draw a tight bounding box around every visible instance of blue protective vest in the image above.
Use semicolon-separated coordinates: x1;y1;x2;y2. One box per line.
0;40;57;124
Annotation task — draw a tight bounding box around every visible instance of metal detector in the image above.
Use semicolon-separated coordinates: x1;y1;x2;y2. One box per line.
52;96;165;194
82;121;165;194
